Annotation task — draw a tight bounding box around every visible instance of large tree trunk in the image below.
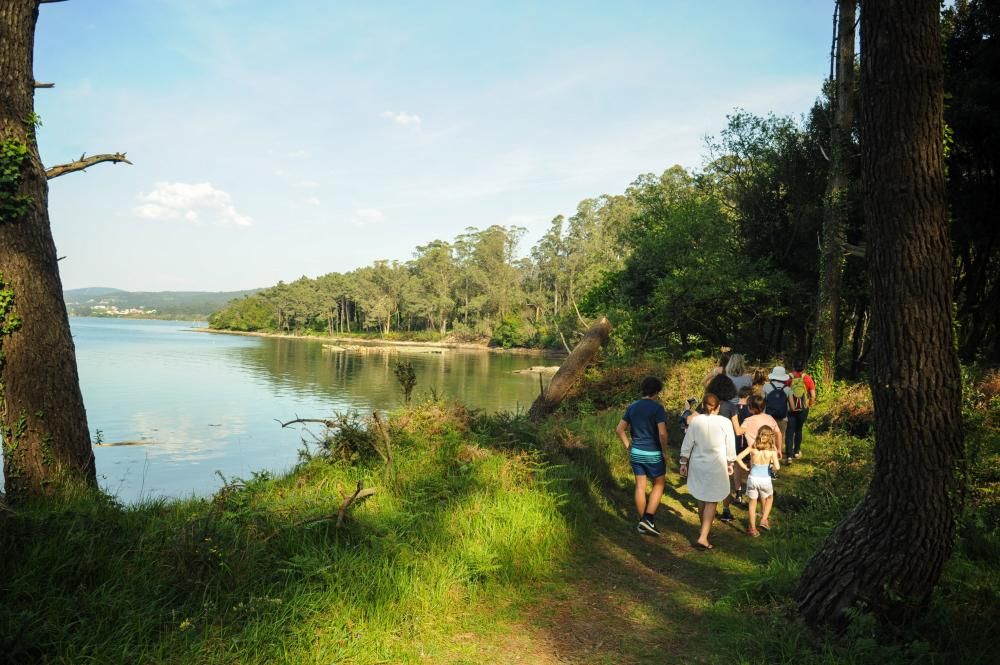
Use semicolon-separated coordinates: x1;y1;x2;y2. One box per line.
796;0;963;624
0;1;95;501
814;0;856;387
528;317;610;421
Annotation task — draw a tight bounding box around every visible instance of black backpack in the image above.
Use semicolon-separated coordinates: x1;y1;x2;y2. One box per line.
764;381;789;420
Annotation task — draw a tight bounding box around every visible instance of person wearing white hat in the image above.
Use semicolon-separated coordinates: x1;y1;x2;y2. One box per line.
762;366;794;460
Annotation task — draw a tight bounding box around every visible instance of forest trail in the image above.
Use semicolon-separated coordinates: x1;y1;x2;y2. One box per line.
441;461;816;664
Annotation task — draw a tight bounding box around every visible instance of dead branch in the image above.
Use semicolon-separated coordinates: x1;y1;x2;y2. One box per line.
45;152;132;180
33;82;54;89
337;480;377;527
370;411;393;466
557;329;572;354
262;481;376;541
276;417;339;429
572;299;589;328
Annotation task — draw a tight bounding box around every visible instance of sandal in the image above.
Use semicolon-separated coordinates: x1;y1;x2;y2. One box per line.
747;527;760;538
759;520;770;531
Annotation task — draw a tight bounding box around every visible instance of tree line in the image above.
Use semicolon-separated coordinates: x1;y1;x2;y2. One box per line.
212;0;997;370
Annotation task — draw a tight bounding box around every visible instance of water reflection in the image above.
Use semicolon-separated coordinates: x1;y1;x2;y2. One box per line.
59;319;550;502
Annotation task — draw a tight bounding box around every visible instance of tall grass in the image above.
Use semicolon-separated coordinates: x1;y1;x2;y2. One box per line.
0;402;581;664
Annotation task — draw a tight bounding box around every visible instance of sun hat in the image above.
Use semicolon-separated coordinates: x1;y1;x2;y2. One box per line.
768;366;790;382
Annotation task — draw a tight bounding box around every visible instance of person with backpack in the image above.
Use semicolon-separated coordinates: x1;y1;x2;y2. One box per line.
762;366;793;459
786;360;816;462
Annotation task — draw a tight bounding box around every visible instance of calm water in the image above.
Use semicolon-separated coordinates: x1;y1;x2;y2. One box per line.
63;318;549;502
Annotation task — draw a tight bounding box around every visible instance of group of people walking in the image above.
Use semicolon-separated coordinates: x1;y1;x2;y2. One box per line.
615;353;815;549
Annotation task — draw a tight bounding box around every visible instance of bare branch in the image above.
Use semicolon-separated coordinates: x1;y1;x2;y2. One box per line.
46;152;132;180
370;412;393;466
337;480;376;528
276;417;339;429
262;481;376;542
33;82;54;89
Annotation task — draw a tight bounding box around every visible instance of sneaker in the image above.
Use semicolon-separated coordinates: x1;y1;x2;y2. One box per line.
719;509;735;523
734;490;745;506
795;452;802;459
637;519;660;536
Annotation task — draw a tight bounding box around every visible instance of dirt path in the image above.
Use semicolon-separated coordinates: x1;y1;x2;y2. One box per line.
457;461;815;664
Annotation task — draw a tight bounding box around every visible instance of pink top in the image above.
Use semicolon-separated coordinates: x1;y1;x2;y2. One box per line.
742;413;781;449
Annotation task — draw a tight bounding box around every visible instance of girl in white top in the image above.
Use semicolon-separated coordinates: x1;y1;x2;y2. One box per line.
679;393;737;550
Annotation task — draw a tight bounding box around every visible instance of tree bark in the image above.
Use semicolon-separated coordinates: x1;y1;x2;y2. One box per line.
0;1;95;501
528;317;610;421
814;0;856;387
796;0;963;625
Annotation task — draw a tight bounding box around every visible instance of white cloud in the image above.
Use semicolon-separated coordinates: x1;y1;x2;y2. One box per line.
305;196;321;206
381;110;422;128
350;208;384;226
133;182;252;226
288;148;308;158
295;179;319;188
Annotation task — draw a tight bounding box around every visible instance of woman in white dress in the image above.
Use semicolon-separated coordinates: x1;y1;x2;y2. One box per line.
679;393;737;549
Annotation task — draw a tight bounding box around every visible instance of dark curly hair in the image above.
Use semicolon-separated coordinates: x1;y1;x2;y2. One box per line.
704;373;737;402
640;375;664;397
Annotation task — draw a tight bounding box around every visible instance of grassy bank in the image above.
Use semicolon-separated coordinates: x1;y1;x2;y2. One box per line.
1;359;997;664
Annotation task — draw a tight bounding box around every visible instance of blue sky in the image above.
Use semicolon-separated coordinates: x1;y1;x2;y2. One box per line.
36;1;833;291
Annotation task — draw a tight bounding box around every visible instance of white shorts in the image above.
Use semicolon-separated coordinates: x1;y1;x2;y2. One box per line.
746;474;774;500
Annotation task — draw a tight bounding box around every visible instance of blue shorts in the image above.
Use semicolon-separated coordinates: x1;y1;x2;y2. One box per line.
630;456;666;478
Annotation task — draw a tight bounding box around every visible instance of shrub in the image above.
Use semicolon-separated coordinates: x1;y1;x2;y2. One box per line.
489;315;533;348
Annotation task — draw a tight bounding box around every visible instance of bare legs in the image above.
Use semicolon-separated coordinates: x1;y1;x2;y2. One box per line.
696;500;717;547
732;466;744;501
760;495;773;528
648;475;665;516
747;496;758;531
634;475;666;519
634;475;647;516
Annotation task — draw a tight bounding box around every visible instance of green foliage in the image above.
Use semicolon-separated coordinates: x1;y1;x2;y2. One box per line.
0;275;22;338
393;361;417;404
0;139;32;222
584;166;794;355
489;315;533;348
943;0;1000;362
206;294;273;330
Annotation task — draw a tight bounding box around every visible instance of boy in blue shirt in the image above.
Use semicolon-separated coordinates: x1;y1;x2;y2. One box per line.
616;376;669;536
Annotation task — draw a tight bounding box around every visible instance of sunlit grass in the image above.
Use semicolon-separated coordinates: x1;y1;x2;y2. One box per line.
2;358;998;664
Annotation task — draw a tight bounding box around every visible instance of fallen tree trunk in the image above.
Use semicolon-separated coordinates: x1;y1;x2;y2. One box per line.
528;317;611;421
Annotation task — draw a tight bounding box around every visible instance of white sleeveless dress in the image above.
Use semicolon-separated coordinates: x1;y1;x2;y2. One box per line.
680;413;736;502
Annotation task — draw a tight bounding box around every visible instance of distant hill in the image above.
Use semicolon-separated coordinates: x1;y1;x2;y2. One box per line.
64;288;261;321
64;287;128;299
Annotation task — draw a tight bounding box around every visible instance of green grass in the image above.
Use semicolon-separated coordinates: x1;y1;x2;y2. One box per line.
1;358;998;664
0;404;584;663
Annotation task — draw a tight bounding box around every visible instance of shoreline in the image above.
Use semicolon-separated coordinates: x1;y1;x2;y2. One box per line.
191;327;567;357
